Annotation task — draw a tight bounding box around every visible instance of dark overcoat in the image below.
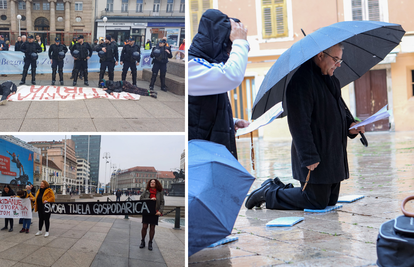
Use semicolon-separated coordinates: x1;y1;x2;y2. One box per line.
286;59;357;184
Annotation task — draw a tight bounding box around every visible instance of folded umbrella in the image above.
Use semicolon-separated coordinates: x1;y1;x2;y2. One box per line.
252;20;405;120
188;139;255;256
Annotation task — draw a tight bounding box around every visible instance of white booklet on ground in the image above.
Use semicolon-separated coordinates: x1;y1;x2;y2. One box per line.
236;101;284;137
349;104;391;130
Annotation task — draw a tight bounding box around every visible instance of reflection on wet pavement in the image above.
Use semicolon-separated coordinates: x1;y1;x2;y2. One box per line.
189;131;414;266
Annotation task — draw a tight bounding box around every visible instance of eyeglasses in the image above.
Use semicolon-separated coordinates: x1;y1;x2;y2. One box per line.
323;51;343;65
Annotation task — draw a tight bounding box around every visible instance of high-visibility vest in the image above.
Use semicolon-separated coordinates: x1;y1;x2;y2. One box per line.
39;42;45;52
145;42;151;50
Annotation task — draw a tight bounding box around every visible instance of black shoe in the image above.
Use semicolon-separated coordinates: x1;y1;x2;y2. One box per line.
70;75;73;79
1;227;7;231
51;81;55;85
161;88;167;92
139;240;145;248
8;228;13;232
19;81;25;85
245;183;272;209
73;81;76;86
32;81;36;85
260;178;274;187
273;177;294;189
84;81;89;86
148;241;153;251
60;81;64;85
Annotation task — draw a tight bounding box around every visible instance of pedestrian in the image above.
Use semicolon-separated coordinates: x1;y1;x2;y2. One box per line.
19;35;42;85
188;9;250;158
144;39;152;50
0;35;8;51
97;35;119;82
34;180;55;237
245;43;366;210
120;38;140;85
116;189;122;202
35;34;46;52
91;38;99;51
1;185;16;232
15;36;23;51
139;179;164;251
48;37;68;85
16;189;34;234
70;35;92;86
149;39;172;92
0;81;17;106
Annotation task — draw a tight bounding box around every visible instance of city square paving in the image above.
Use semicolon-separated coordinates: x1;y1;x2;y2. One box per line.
189;131;414;267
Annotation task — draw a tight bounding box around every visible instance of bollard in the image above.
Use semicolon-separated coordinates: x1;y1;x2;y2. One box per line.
173;207;181;230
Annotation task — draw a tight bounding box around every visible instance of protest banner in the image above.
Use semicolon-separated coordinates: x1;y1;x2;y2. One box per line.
7;85;140;102
43;200;156;216
0;197;32;219
0;48;184;75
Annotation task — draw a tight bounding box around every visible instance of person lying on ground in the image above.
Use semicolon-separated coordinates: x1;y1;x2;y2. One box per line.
0;81;17;105
99;79;158;98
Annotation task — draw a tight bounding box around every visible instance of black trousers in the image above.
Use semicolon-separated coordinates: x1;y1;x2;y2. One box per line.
74;59;88;82
38;207;51;232
4;218;13;229
23;57;37;71
265;182;341;210
101;61;115;81
152;62;167;75
51;60;64;81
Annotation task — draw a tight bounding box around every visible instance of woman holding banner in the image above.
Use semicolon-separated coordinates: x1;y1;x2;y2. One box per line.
1;185;16;232
139;179;165;251
34;181;55;237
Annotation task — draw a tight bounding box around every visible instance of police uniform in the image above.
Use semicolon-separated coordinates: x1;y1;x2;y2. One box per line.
120;39;140;85
70;35;92;86
69;38;80;79
97;35;119;82
19;35;42;85
150;40;172;92
48;38;68;85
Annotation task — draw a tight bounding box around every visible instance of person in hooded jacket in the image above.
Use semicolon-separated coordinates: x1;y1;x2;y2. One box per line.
149;39;172;92
188;9;250;159
1;185;16;232
34;180;55;237
48;37;68;85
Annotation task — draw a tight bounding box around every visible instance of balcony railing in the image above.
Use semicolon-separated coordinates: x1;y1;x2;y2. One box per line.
101;9;184;17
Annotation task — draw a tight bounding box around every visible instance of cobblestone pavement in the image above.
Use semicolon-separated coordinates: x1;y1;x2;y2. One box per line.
189;131;414;267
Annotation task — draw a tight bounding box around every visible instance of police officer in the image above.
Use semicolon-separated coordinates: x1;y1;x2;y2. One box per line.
69;36;81;80
48;37;68;85
97;35;119;82
150;39;172;92
19;35;42;85
120;38;140;85
70;35;92;86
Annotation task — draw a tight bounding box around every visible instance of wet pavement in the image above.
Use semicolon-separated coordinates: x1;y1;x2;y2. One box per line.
189;131;414;267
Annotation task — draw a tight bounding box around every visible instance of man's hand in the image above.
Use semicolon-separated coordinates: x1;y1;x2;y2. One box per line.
102;47;106;53
74;58;77;60
230;19;248;42
50;59;53;64
136;62;139;66
349;122;365;135
87;56;90;60
115;61;118;66
120;61;123;65
307;162;319;171
166;50;170;54
235;119;250;131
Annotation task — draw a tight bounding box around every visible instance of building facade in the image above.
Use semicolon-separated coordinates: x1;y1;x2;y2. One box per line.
76;157;90;194
41;157;62;193
115;166;175;192
71;135;101;191
0;0;95;45
190;0;414;140
95;0;185;48
29;139;77;194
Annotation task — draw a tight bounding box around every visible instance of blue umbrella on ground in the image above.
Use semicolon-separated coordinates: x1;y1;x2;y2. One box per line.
188;140;255;256
251;20;405;120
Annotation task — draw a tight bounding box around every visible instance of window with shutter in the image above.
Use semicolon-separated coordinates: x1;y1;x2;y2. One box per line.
351;0;381;21
190;0;212;40
262;0;288;39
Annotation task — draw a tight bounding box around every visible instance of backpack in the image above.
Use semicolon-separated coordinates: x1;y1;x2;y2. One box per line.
377;196;414;267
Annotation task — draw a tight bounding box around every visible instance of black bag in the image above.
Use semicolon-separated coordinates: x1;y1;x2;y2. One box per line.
377;196;414;267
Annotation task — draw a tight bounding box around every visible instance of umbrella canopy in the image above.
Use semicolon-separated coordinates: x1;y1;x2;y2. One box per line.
252;21;405;120
188;140;255;256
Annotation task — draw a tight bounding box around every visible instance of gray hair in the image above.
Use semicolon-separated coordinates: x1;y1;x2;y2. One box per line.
324;42;344;54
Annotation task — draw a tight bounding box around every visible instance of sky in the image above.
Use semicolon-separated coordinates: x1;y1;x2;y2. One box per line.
14;134;185;184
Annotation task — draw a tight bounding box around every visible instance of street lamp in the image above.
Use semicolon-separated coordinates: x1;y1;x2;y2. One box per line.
102;152;110;194
17;15;22;37
103;17;108;36
111;164;117;192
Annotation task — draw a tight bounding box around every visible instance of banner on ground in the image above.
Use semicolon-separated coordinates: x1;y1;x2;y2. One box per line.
8;85;140;101
0;138;34;185
0;197;33;219
0;48;184;75
44;200;156;216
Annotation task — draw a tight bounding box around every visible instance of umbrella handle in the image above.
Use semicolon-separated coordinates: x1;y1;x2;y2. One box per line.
401;195;414;218
359;132;368;147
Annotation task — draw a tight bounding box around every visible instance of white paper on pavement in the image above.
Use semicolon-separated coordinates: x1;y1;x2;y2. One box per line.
349;104;391;130
236;102;284;137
